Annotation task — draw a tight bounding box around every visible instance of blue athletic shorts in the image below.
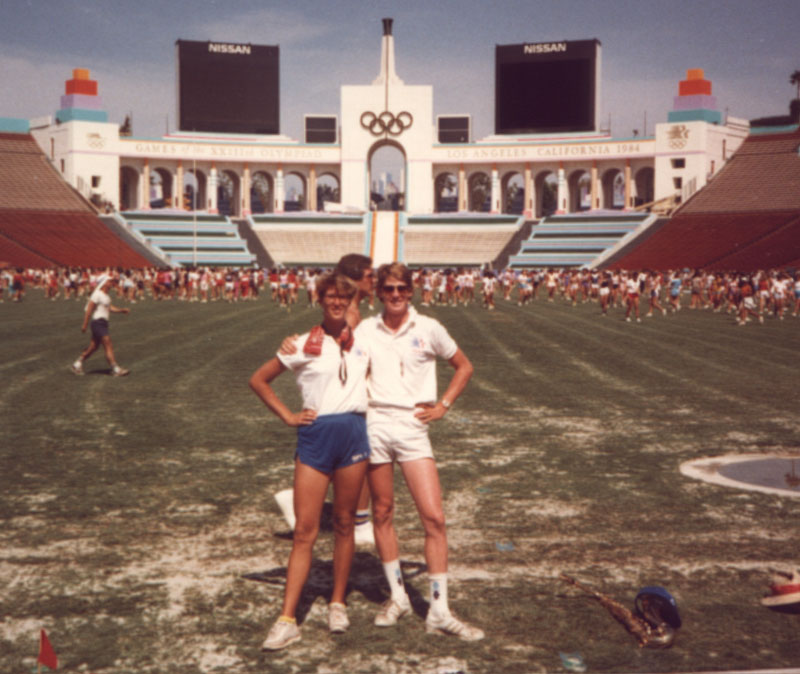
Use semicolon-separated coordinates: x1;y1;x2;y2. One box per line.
296;412;370;474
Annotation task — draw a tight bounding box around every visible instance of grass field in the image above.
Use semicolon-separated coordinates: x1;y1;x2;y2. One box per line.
1;288;799;674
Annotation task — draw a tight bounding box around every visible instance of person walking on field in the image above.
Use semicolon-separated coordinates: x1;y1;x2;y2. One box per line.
71;273;130;377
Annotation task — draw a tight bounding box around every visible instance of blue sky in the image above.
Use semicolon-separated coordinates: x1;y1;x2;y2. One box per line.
1;0;798;141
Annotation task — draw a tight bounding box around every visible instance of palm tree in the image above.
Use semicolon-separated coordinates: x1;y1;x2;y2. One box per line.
790;70;800;100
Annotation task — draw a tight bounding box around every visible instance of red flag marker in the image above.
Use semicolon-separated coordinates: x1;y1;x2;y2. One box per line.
38;629;58;670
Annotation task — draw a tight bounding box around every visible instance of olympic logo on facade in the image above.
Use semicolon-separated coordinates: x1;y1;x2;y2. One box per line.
86;133;105;149
667;124;689;150
360;110;413;137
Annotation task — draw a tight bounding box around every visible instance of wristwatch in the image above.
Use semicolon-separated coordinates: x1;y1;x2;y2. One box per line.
441;399;451;409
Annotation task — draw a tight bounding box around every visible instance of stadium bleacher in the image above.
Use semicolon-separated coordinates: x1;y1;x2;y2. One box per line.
509;211;656;268
0;131;154;268
0;230;54;267
711;213;800;270
248;213;367;266
402;214;522;267
0;210;156;268
118;211;255;267
610;126;800;270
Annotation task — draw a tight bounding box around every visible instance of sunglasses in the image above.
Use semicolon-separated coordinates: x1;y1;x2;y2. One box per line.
381;284;409;294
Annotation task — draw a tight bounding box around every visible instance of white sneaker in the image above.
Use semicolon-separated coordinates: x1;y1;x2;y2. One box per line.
328;602;349;633
262;618;301;651
354;520;374;546
71;361;84;375
374;597;411;627
425;611;485;641
112;366;130;377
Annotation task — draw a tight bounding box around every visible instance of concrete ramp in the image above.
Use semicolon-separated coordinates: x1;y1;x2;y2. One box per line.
370;211;399;265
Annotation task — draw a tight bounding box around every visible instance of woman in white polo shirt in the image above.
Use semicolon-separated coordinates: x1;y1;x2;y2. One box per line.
357;262;483;641
249;272;370;651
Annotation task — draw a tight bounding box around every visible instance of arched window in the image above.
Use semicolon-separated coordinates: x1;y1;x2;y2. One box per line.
434;172;458;212
468;172;491;212
634;167;655;207
568;170;591;212
284;172;307;212
534;171;558;218
369;142;405;211
316;173;340;212
501;171;524;214
119;166;139;211
183;169;207;211
217;170;240;216
601;169;625;210
251;171;273;213
150;168;173;209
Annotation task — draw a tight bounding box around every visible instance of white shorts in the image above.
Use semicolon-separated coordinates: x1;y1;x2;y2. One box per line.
367;406;433;464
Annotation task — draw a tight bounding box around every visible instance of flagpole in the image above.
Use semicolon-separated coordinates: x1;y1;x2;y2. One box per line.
193;154;198;267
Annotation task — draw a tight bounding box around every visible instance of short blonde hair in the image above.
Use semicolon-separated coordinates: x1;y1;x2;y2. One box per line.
376;262;412;290
316;272;358;300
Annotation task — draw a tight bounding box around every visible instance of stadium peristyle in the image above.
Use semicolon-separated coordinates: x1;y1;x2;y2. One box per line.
1;17;798;271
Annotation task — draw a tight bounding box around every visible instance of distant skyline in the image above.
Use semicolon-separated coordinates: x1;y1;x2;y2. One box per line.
1;0;798;141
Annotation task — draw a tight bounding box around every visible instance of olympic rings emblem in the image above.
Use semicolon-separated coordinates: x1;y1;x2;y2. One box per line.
360;110;413;137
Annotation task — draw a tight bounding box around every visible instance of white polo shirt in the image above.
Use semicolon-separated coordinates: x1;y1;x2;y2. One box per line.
277;332;369;415
356;306;458;409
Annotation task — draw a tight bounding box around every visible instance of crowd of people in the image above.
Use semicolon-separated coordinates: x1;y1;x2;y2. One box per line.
3;265;799;327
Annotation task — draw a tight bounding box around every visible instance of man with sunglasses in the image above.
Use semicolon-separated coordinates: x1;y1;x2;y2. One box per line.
359;262;483;641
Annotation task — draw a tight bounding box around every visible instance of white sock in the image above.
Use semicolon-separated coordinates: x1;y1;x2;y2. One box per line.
429;573;449;618
382;559;407;604
355;509;370;527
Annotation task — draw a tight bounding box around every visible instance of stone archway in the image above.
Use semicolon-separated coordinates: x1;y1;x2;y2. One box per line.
601;168;625;210
316;172;340;212
151;167;173;208
217;170;240;216
434;172;458;213
119;166;139;211
635;167;655;207
468;171;491;212
534;171;558;218
284;172;307;211
568;169;591;213
251;171;273;214
368;140;406;211
501;171;524;214
184;169;207;211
